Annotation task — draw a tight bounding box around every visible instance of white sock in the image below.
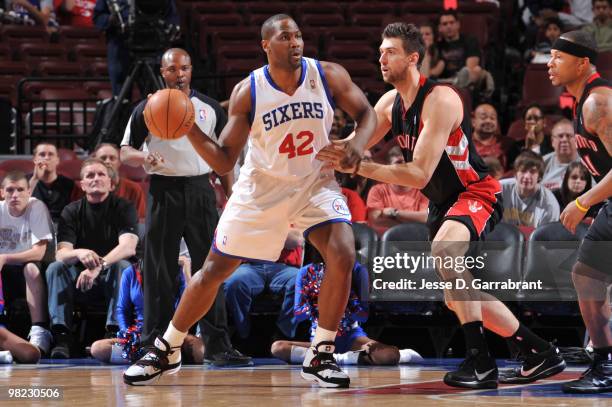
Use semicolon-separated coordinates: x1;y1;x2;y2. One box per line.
162;322;187;349
334;351;361;365
312;327;337;349
290;346;307;364
0;350;13;364
399;348;424;364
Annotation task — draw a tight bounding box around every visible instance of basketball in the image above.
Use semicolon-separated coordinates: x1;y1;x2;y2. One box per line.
144;88;195;140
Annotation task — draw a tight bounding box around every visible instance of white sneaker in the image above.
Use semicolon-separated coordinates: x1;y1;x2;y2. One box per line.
399;348;424;364
28;326;53;355
123;336;182;386
301;341;350;388
0;350;13;364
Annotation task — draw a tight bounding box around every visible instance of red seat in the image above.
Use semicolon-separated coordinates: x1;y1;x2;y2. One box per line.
38;61;86;77
190;2;239;15
295;3;344;19
73;43;107;62
58;26;104;45
324;27;373;46
18;43;67;63
58;159;83;180
300;14;345;29
40;88;93;101
521;64;564;110
347;3;397;19
598;51;612;71
89;61;109;77
0;159;34;173
327;44;376;62
83;81;113;97
332;60;379;80
204;27;261;58
0;61;32;76
216;44;265;63
398;13;438;27
0;43;12;60
198;13;244;28
460;14;490;48
1;25;48;44
398;1;444;15
243;2;291;17
350;14;388;29
119;164;148;182
58;147;78;162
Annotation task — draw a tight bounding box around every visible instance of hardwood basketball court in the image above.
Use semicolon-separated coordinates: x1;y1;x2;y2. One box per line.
2;359;611;406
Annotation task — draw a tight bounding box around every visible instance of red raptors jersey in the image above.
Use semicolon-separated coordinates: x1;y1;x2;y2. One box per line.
574;72;612;183
391;75;494;206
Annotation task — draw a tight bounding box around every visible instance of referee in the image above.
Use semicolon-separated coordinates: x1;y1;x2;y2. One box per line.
120;48;251;366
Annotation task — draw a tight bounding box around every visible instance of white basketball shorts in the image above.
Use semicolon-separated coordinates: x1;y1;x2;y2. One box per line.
213;169;351;262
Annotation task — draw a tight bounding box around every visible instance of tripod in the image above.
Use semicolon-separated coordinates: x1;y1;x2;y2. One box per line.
92;55;164;148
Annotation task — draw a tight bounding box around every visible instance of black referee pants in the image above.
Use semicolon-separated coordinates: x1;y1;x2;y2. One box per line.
142;173;231;354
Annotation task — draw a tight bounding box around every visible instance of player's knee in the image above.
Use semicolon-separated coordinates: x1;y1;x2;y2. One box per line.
270;341;289;360
23;263;41;281
17;344;41;364
90;340;107;362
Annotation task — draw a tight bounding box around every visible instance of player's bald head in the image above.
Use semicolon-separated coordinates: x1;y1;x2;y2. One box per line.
261;14;296;40
161;48;191;67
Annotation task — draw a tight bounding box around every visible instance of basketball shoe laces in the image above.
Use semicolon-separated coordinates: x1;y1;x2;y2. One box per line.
312;342;343;372
135;340;179;370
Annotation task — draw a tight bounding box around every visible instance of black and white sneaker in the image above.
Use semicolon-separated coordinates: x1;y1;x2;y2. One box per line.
301;341;350;388
443;348;498;389
562;354;612;393
499;345;566;384
123;336;181;386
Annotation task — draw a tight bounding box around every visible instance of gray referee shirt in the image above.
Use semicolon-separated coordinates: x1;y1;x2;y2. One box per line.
121;89;227;176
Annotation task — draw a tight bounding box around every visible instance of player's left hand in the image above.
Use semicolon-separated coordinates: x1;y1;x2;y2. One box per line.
560;200;587;234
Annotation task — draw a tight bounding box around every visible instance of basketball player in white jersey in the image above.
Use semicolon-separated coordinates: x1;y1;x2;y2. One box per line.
124;14;376;388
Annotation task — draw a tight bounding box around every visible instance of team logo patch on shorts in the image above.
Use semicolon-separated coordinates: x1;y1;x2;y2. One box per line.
468;200;483;213
332;198;350;216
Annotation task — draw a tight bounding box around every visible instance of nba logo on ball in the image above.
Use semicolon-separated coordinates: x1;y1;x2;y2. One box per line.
332;199;350;215
222;235;227;246
199;109;206;121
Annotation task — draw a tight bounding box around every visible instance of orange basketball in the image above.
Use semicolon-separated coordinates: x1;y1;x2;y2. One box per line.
144;88;195;140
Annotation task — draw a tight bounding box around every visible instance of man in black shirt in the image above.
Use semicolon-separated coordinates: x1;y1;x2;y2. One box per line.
30;142;80;224
437;10;493;102
46;158;139;358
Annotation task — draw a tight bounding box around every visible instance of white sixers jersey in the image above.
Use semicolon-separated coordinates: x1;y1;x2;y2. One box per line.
242;57;334;181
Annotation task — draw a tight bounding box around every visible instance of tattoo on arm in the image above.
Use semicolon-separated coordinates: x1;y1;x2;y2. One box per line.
585;94;612;156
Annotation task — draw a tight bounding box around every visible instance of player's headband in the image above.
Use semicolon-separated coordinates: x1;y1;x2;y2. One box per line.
552;38;598;64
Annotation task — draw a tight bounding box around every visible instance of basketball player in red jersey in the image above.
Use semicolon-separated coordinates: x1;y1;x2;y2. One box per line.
547;30;612;393
318;22;565;389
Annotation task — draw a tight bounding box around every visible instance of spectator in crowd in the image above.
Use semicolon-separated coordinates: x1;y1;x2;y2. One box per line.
271;259;421;366
483;156;505;180
471;103;507;170
526;17;564;63
30;142;81;224
552;162;602;219
366;147;429;234
224;230;303;341
582;0;612;52
542;119;580;190
90;258;204;364
46;158;138;358
92;143;146;221
536;0;594;29
437;9;494;102
501;151;560;228
0;171;53;357
419;21;444;78
5;0;59;32
54;0;95;27
330;108;349;141
341;185;367;223
505;103;554;166
0;276;41;363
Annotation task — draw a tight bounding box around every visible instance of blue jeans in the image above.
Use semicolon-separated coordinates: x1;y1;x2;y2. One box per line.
46;260;128;330
224;263;298;339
